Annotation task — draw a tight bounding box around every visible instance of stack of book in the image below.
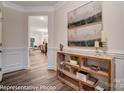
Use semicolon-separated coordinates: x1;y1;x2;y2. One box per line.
76;71;89;81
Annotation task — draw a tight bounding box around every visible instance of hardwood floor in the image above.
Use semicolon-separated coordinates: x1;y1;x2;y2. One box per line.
0;50;74;91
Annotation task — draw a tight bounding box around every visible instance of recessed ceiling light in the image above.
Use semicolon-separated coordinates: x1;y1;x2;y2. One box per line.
40;17;44;20
37;29;48;32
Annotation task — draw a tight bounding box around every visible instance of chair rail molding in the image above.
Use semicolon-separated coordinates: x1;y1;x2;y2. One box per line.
49;47;124;57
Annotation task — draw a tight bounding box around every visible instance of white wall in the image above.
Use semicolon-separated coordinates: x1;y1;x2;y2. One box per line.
54;1;124;90
54;1;124;51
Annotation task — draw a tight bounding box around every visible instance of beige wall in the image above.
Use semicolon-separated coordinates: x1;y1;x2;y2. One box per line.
1;1;124;75
1;6;55;72
54;2;124;90
2;7;26;48
103;2;124;51
2;7;55;49
1;7;29;73
54;1;124;53
54;1;88;48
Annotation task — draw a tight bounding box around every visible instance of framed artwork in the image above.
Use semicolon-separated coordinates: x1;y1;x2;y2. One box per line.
68;1;103;47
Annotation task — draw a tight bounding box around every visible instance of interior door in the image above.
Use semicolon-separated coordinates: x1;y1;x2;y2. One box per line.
0;8;2;81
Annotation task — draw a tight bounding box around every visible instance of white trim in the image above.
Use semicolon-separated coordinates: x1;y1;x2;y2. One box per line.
48;66;55;70
2;2;25;12
24;6;55;12
54;1;66;10
48;47;124;59
2;64;26;74
107;50;124;55
1;1;66;12
2;47;28;50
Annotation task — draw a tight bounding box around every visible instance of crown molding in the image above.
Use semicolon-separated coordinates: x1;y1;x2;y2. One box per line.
2;1;25;12
1;1;66;12
54;1;66;10
24;6;55;12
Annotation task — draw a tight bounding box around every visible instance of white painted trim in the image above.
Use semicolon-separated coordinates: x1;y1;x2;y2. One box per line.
2;1;25;12
48;66;55;70
48;47;124;59
107;50;124;55
2;63;26;74
24;6;55;12
54;1;66;10
2;47;28;50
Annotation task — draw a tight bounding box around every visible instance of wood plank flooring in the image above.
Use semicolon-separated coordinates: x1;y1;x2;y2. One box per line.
0;50;74;91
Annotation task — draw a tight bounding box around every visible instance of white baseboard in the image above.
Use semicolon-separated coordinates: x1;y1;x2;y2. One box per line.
2;64;27;74
48;66;55;70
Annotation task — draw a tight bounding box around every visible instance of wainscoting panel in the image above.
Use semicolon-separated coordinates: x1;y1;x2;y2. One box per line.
2;46;124;90
115;58;124;90
2;47;28;74
106;50;124;90
48;47;57;70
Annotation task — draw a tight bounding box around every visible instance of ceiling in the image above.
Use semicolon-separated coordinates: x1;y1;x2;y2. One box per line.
10;1;59;7
2;1;65;12
29;16;48;35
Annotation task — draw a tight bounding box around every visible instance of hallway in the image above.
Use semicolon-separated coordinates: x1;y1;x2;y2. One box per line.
0;50;73;91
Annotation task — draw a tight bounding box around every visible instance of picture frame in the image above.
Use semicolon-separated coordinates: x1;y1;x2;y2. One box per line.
67;1;103;47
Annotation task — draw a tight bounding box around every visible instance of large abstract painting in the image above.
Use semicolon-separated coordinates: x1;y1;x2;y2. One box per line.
68;1;103;47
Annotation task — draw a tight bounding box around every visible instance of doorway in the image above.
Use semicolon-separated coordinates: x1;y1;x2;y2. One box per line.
28;16;48;68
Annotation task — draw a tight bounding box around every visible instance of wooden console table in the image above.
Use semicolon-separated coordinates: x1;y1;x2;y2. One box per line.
57;51;115;91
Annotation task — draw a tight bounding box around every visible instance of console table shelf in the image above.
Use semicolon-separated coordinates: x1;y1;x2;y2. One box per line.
58;68;98;89
57;51;115;91
80;66;108;78
64;62;79;69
